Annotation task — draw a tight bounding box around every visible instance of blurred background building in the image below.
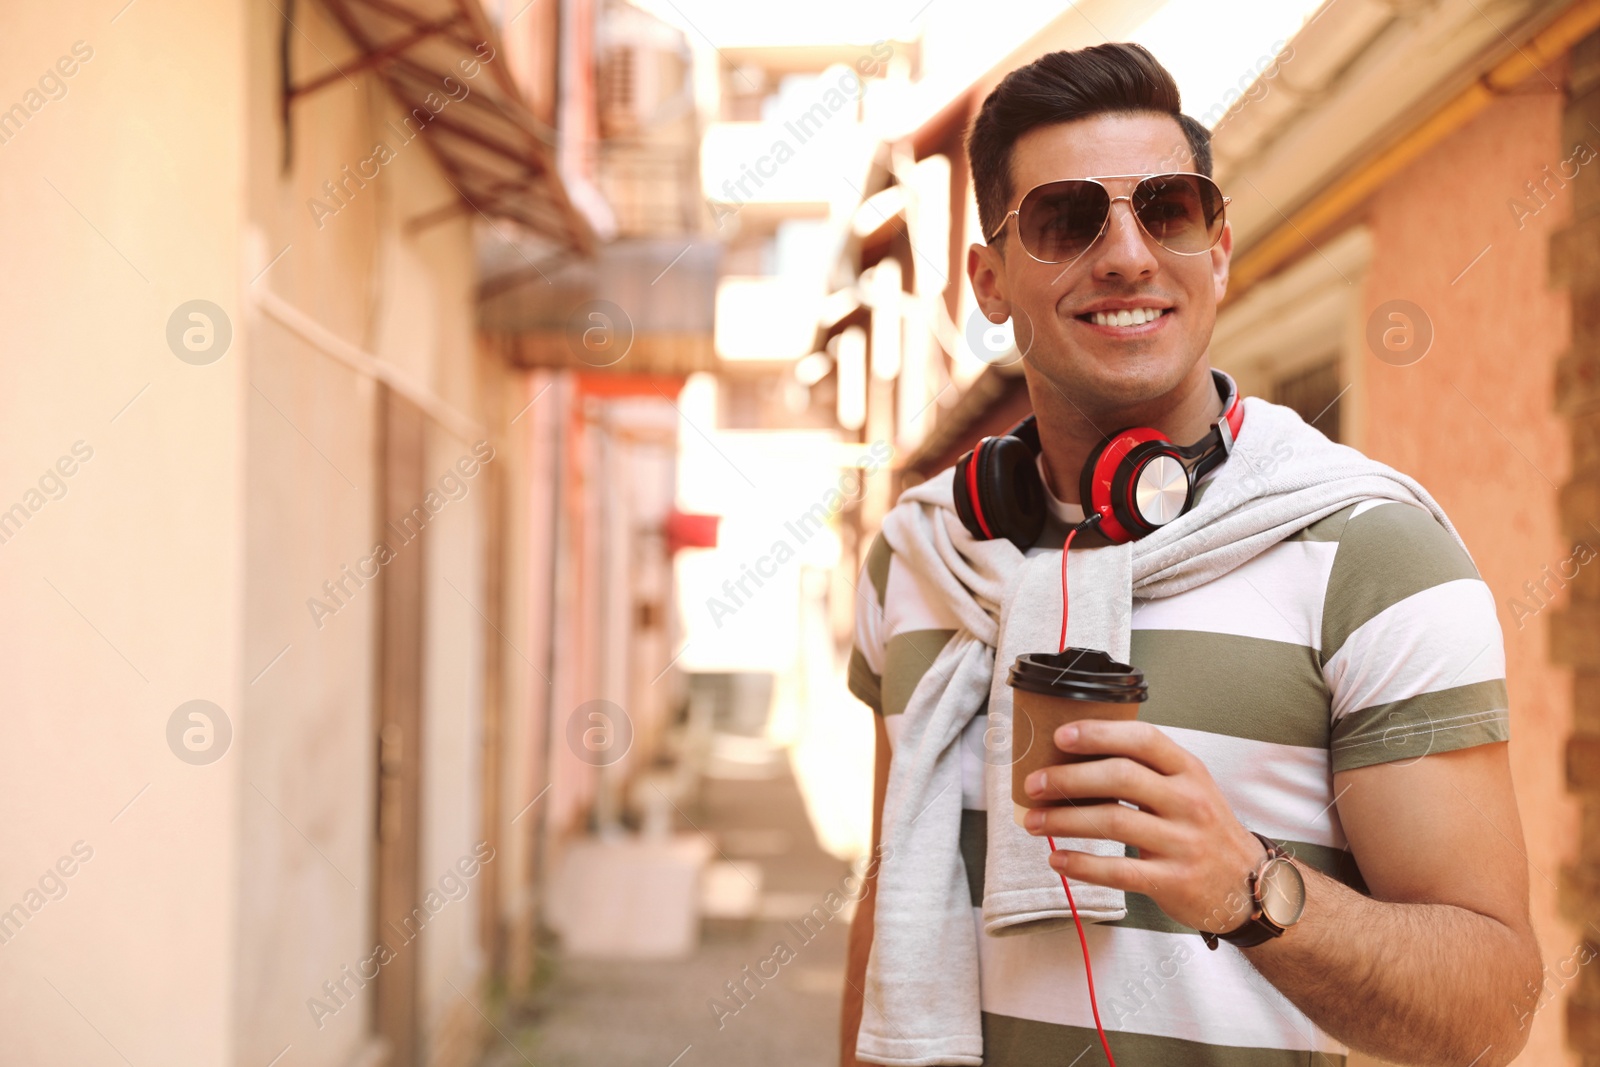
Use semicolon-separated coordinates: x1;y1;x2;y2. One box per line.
3;0;1600;1065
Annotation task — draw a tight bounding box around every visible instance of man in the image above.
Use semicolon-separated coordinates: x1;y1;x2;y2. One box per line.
841;42;1541;1066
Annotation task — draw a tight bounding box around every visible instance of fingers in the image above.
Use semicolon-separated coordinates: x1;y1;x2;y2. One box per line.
1023;799;1178;855
1054;719;1191;777
1046;847;1155;896
1025;754;1175;813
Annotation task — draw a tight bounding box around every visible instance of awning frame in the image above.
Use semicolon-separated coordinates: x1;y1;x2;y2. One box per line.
281;0;595;255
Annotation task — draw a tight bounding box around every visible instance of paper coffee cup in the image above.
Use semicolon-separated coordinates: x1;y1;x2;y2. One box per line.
1007;647;1147;826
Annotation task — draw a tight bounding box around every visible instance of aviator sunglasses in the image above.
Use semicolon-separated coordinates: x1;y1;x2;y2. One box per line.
985;172;1231;266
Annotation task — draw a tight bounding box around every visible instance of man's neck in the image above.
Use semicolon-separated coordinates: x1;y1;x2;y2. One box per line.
1028;360;1225;507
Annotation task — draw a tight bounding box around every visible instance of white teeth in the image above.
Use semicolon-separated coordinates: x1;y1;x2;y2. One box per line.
1089;307;1165;327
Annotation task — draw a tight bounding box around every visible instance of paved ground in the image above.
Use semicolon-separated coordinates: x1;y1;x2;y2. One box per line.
479;764;855;1067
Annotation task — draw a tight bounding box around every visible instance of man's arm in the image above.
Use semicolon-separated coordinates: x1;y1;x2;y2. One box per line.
1242;740;1542;1066
840;710;891;1067
1024;723;1542;1067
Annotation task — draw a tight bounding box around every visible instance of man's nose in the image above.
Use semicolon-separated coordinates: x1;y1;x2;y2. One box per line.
1089;199;1158;279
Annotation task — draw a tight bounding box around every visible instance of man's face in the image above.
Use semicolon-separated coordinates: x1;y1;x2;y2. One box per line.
968;112;1231;416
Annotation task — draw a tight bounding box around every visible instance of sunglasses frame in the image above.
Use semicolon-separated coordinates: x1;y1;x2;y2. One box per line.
985;172;1232;267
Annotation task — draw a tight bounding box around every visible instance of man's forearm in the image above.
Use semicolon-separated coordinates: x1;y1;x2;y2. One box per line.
841;711;892;1067
840;875;876;1066
1241;863;1541;1066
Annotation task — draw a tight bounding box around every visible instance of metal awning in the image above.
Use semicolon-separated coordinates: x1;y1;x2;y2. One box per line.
479;237;722;376
288;0;594;255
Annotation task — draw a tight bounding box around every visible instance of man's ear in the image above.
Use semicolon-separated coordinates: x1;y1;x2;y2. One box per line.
1211;221;1233;304
968;242;1011;323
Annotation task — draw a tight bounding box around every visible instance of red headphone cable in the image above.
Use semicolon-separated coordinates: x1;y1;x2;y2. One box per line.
1046;835;1118;1065
1051;512;1118;1065
1058;514;1100;655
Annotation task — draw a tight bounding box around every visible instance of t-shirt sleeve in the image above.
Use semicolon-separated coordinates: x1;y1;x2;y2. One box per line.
847;532;892;714
1321;500;1510;773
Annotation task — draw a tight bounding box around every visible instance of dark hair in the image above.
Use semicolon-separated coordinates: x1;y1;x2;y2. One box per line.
966;42;1212;244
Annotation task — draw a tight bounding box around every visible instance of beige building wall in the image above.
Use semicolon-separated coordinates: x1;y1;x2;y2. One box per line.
0;2;247;1065
238;1;496;1064
479;357;545;993
0;0;522;1063
238;307;380;1067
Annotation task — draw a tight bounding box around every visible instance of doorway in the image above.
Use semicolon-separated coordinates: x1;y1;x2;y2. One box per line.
373;385;427;1065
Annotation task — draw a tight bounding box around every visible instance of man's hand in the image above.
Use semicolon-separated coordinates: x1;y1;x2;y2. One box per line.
1019;718;1264;933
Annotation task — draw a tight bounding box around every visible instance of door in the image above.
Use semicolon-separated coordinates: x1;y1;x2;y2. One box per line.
373;385;426;1066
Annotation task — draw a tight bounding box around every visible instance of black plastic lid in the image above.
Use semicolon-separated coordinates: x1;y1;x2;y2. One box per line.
1007;647;1148;702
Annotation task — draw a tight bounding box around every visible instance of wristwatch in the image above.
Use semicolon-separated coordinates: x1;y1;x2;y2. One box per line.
1201;831;1306;950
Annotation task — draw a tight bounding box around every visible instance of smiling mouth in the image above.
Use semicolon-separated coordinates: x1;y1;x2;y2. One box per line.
1076;307;1171;328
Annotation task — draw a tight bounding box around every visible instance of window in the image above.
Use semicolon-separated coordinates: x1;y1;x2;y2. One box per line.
1273;359;1342;442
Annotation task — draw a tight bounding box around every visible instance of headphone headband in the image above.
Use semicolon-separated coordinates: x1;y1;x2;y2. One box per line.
952;369;1243;547
1176;370;1242;474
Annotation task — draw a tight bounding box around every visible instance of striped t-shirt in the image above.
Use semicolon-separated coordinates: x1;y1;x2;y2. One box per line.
848;466;1510;1065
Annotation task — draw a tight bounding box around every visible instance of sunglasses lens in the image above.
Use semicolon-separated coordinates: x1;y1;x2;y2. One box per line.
1132;174;1226;254
1016;180;1110;264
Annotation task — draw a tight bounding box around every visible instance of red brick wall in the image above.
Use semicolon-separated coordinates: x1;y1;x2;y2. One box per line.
1551;30;1600;1067
1363;79;1583;1064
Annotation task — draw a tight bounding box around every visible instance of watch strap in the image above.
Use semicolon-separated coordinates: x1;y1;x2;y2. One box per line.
1201;832;1287;950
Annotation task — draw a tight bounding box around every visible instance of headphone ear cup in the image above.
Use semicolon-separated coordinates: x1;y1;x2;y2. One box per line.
1079;436;1114;523
952;448;985;539
1109;440;1191;539
976;436;1045;550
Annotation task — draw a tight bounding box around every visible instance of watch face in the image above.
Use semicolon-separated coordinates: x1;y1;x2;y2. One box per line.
1259;858;1306;928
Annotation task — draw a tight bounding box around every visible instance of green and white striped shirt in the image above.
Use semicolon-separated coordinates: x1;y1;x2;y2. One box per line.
849;474;1510;1066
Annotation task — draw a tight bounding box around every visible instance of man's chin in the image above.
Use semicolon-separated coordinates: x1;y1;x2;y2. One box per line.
1025;347;1196;416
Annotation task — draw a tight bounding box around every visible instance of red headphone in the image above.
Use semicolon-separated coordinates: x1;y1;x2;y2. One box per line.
952;369;1244;549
